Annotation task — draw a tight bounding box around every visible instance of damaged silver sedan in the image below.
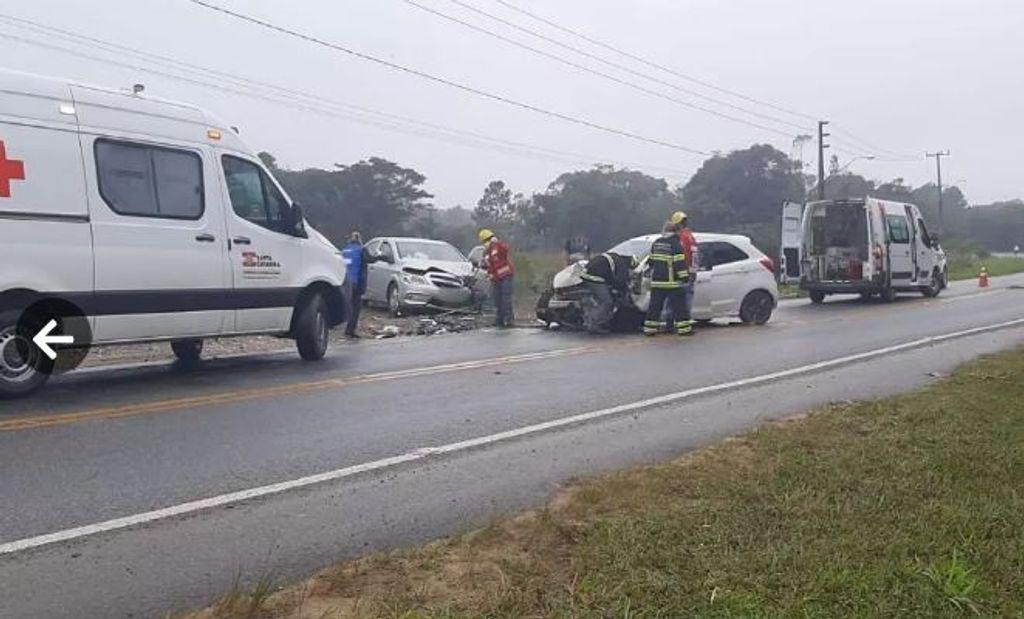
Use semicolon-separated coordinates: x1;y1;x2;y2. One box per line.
364;237;477;315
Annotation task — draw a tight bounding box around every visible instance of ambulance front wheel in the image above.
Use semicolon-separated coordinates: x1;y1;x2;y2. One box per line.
295;293;329;361
0;310;51;400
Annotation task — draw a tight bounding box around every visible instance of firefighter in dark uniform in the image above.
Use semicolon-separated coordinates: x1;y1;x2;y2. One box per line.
580;251;637;333
644;221;693;336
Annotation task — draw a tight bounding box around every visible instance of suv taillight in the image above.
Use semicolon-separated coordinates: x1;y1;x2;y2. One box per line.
759;257;776;274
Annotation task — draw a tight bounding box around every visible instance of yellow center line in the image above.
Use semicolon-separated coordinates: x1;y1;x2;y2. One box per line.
0;340;647;433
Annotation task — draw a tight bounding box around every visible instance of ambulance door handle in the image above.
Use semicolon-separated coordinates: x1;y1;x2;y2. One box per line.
195;233;216;243
233;236;251;246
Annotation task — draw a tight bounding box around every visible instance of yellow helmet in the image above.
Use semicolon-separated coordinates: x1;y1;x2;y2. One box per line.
670;211;688;225
478;228;495;243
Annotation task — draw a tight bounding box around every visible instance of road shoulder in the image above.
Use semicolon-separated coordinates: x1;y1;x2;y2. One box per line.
185;343;1024;617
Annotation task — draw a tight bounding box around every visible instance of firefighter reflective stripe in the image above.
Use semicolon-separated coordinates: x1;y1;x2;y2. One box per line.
581;272;605;282
643;319;661;335
651;281;683;289
675;320;693;335
649;249;688;287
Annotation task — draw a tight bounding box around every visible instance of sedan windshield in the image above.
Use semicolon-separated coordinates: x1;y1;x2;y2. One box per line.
396;241;466;262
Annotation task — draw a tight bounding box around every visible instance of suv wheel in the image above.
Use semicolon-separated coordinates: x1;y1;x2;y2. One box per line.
0;310;50;400
295;293;329;361
739;290;774;325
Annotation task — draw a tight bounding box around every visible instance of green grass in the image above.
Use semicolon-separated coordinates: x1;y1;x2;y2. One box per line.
510;251;565;318
948;255;1024;282
190;348;1024;618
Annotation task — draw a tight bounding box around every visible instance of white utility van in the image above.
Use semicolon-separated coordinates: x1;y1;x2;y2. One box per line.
782;197;947;304
0;69;348;398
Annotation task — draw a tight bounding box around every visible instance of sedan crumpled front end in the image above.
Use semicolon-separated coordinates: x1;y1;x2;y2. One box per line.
398;265;474;309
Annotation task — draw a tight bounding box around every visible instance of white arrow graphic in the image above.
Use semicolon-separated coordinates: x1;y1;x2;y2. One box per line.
32;319;74;361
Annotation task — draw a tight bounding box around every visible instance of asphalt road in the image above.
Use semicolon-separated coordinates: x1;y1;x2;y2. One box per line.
1;275;1023;618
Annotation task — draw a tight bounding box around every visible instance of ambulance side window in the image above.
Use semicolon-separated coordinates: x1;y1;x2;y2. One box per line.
222;155;290;234
917;218;933;247
95;139;204;220
886;215;910;244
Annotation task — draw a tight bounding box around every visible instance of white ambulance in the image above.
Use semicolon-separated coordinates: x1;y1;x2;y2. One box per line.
781;197;947;304
0;69;348;398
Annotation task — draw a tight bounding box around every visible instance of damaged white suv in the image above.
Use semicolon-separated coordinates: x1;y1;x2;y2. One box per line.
363;237;476;315
538;233;779;330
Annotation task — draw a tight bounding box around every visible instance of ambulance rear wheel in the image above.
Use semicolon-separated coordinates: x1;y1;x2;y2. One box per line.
170;339;204;365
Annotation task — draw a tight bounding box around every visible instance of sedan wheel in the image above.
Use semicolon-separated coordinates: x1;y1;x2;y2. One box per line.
739;290;774;325
387;282;403;317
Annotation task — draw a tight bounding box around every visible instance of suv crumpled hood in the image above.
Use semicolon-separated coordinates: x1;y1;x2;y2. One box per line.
553;262;585;289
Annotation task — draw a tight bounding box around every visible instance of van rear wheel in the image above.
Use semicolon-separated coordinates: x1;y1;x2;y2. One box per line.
295;293;330;361
0;310;50;400
809;291;826;304
880;286;897;303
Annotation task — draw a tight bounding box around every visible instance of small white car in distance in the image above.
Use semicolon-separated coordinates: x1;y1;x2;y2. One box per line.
538;233;779;329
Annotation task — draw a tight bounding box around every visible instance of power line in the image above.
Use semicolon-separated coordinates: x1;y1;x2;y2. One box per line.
433;0;811;133
0;17;693;175
399;0;798;138
185;0;711;156
491;0;817;123
830;124;917;160
490;0;917;162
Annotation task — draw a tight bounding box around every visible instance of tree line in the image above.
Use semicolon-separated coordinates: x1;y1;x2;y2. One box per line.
260;147;1023;256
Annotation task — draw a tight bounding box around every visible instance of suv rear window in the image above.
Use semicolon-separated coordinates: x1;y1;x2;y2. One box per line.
699;241;748;270
95;140;204;219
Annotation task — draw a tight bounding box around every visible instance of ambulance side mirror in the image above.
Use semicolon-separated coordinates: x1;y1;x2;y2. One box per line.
289;203;308;238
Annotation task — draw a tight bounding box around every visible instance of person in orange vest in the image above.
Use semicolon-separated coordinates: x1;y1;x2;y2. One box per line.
479;229;515;328
671;211;698;323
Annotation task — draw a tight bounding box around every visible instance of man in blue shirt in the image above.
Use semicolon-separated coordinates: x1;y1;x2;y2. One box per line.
340;232;379;338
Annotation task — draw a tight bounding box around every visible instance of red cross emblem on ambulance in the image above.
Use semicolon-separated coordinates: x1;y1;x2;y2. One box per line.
0;140;26;198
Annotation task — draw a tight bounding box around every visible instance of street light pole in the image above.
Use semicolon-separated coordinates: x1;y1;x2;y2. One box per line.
810;155;875;198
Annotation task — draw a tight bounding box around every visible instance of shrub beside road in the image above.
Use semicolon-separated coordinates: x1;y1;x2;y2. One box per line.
188;347;1024;618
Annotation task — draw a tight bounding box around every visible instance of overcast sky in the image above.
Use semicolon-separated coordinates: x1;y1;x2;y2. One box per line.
4;0;1021;207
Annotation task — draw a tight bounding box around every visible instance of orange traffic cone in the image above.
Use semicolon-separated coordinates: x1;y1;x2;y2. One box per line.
978;266;989;288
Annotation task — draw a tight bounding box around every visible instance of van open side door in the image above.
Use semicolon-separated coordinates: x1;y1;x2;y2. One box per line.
779;201;803;284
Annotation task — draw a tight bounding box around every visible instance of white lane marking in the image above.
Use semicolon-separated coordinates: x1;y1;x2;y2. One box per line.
2;317;1023;556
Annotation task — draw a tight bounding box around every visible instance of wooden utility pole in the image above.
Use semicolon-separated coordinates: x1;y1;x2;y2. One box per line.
817;121;830;200
926;151;950;233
